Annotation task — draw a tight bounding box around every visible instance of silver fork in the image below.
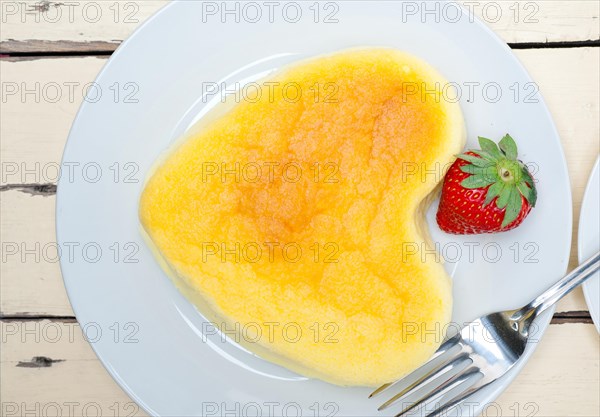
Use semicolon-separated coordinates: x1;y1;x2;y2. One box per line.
370;251;600;417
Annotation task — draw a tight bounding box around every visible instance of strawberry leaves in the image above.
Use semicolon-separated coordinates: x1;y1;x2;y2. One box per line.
520;165;538;207
496;185;512;209
503;187;523;227
483;181;504;206
517;182;535;206
453;134;537;230
459;164;495;177
478;136;503;159
461;173;496;189
457;151;499;189
456;153;494;167
499;134;518;160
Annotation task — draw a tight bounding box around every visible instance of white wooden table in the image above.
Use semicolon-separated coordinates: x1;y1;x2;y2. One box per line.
1;1;598;416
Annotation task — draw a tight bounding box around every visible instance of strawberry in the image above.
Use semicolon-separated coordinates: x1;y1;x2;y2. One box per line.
436;134;537;234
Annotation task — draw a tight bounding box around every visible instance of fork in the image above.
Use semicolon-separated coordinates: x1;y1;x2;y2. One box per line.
370;251;600;417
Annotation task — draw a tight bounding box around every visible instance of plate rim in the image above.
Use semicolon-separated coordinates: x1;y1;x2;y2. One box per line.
55;1;574;415
578;156;600;332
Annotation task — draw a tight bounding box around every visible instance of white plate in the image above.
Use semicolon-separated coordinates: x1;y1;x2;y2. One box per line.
57;2;572;416
578;157;600;332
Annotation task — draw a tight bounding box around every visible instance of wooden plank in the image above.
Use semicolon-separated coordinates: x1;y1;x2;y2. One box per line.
0;187;591;317
480;0;600;44
0;190;73;317
1;2;597;414
2;49;597;184
551;311;594;324
515;48;600;272
2;52;598;191
1;39;117;54
0;1;598;53
0;318;148;416
0;0;168;52
1;319;597;416
492;322;599;417
0;56;107;176
1;49;598;316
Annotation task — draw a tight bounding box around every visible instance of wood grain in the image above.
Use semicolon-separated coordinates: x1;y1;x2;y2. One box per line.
1;2;598;415
1;1;598;54
1;319;597;416
517;47;600;272
0;187;592;318
0;0;168;53
0;56;108;175
1;48;598;316
491;322;599;417
3;49;597;179
1;40;118;54
0;190;71;317
0;318;148;416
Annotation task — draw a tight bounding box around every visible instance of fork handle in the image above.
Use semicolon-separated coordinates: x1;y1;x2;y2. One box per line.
516;251;600;319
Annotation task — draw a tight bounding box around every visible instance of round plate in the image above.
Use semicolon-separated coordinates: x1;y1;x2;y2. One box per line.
57;2;572;416
578;157;600;332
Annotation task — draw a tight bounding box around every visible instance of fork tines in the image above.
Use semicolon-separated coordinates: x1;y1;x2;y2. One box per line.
370;334;486;417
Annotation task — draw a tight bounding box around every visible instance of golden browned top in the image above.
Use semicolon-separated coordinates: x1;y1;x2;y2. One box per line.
140;48;465;386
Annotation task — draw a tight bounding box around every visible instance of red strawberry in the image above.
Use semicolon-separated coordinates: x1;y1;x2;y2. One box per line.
436;134;537;234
